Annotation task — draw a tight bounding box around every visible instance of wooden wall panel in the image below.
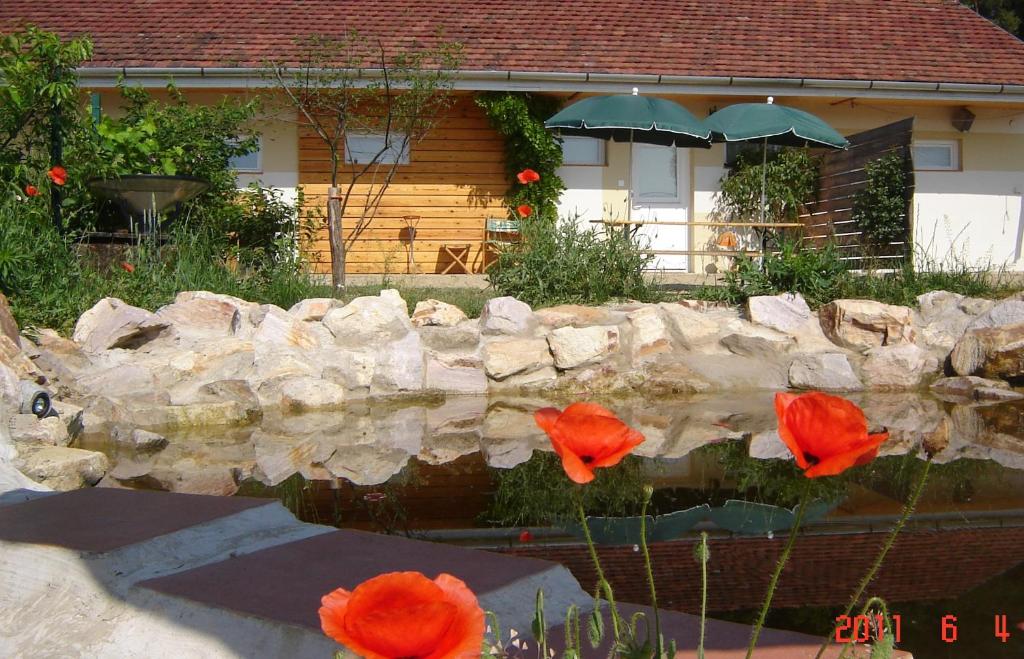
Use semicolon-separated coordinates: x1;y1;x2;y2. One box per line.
298;96;509;275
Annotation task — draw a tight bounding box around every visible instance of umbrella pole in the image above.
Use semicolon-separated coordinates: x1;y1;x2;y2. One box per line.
760;136;768;262
625;129;634;239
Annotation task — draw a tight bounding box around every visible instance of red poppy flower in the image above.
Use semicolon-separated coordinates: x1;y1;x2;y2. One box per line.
534;402;644;484
516;168;540;184
319;571;484;659
120;262;135;273
774;392;888;478
516;204;533;218
518;529;533;543
47;166;67;186
25;185;39;197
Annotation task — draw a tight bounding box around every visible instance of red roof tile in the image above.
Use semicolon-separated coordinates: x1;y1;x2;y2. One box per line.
3;1;1024;85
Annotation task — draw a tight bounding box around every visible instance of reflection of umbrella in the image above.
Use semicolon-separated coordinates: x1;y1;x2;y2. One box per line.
546;89;712;220
706;97;848;224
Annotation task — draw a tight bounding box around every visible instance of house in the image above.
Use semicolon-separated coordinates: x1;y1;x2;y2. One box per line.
4;0;1024;274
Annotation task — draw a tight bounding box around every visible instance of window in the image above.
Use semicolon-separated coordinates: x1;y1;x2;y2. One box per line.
633;143;678;202
724;142;782;167
228;136;261;173
345;133;410;165
561;136;606;166
912;140;959;171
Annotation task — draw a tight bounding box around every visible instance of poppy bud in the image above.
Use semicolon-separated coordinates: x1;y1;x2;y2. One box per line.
25;185;39;197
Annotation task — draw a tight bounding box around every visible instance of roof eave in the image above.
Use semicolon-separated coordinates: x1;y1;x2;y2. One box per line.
75;67;1024;104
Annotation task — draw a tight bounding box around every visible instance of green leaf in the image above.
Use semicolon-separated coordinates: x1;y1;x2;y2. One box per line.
588;601;605;648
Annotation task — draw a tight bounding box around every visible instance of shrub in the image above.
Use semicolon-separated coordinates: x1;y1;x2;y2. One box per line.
716;148;819;223
486;218;660;307
850;152;911;250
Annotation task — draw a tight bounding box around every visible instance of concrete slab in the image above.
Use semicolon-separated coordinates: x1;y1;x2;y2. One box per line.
140;527;590;639
0;487;271;552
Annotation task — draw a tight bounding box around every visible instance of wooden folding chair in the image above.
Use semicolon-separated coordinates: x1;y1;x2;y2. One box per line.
482;217;520;271
440;243;472;274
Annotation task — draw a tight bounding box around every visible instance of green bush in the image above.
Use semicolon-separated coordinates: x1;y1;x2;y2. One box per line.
716;148;819;223
486;218;660;307
851;153;911;249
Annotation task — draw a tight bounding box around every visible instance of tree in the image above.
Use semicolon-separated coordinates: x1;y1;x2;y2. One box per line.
962;1;1024;37
266;33;462;294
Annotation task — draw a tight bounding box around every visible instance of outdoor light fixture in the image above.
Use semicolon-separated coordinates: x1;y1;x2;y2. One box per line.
19;381;54;419
952;106;975;132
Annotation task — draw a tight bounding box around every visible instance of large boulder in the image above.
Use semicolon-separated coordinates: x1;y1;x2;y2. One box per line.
916;290;995;351
819;299;916;349
547;325;620;370
14;446;108;490
951;322;1024;379
930;376;1024;403
322;290;412;346
288;297;343;322
659;304;727;349
747;293;811;333
373;332;426;393
788;353;863;391
411;299;468;327
73;298;170;352
8;415;70;447
155;296;240;337
0;291;19;344
626;306;673;360
278;377;347;413
534;304;625;329
719;321;795;357
417;320;481;352
861;343;939;389
481;338;553;380
250;305;320;350
425;352;488;394
966;299;1024;330
480;297;534;335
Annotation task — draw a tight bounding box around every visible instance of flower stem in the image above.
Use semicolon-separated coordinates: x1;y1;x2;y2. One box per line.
819;459;932;659
698;531;709;659
745;481;813;659
574;489;623;642
639;488;663;657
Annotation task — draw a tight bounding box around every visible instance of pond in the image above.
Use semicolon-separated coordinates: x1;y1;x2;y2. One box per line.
82;391;1024;658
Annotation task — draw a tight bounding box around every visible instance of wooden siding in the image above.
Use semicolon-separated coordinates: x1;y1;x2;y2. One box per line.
800;118;915;268
298;96;509;275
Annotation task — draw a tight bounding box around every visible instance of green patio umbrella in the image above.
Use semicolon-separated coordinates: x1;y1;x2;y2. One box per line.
706;97;848;224
546;89;712;221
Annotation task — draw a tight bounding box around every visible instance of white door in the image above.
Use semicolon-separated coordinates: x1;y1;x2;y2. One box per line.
631;143;690;271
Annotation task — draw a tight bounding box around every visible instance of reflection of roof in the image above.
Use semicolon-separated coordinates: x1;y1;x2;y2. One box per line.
503;524;1024;612
3;1;1024;85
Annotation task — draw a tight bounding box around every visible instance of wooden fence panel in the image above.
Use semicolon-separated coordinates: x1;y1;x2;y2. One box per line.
799;118;915;268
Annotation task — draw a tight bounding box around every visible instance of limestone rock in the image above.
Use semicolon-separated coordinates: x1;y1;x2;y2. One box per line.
323;291;412;346
480;297;534;335
0;362;20;415
411;299;468;327
324;444;413;486
487;366;558;391
373;332;425;392
951;322;1024;379
548;325;620;369
320;350;375;392
719;321;795;357
0;334;41;382
0;291;19;344
534;304;623;329
425;352;488;394
250;305;320;350
819;299;916;349
112;427;168;451
15;446;108;490
861;343;939;389
76;364;166;405
175;290;260;325
156;297;240;336
626;306;673;360
279;377;346;413
789;353;863;391
966;299;1024;330
930;376;1024;403
417;320;481;352
676;354;789;391
747;293;811;333
640;358;713;395
659;304;726;349
8;414;70;446
129;401;260;430
73;298;170;352
288;298;343;322
915;290;988;351
481;338;553;380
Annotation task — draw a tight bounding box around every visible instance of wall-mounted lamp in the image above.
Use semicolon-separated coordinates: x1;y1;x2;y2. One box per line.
952;106;975;132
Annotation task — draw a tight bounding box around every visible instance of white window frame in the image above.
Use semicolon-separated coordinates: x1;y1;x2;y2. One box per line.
345;132;411;165
561;136;606;166
228;135;262;173
912;140;960;171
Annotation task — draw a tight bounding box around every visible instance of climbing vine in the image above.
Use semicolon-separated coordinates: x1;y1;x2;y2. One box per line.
851;152;911;249
475;92;565;221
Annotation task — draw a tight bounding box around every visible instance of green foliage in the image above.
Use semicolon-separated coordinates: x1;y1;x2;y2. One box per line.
487;218;660;307
699;239;847;308
716;148;819;223
851;153;910;249
963;0;1024;36
475;92;565;221
483;451;646;527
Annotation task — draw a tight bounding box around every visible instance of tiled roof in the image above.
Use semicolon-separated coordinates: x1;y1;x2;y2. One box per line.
3;1;1024;85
